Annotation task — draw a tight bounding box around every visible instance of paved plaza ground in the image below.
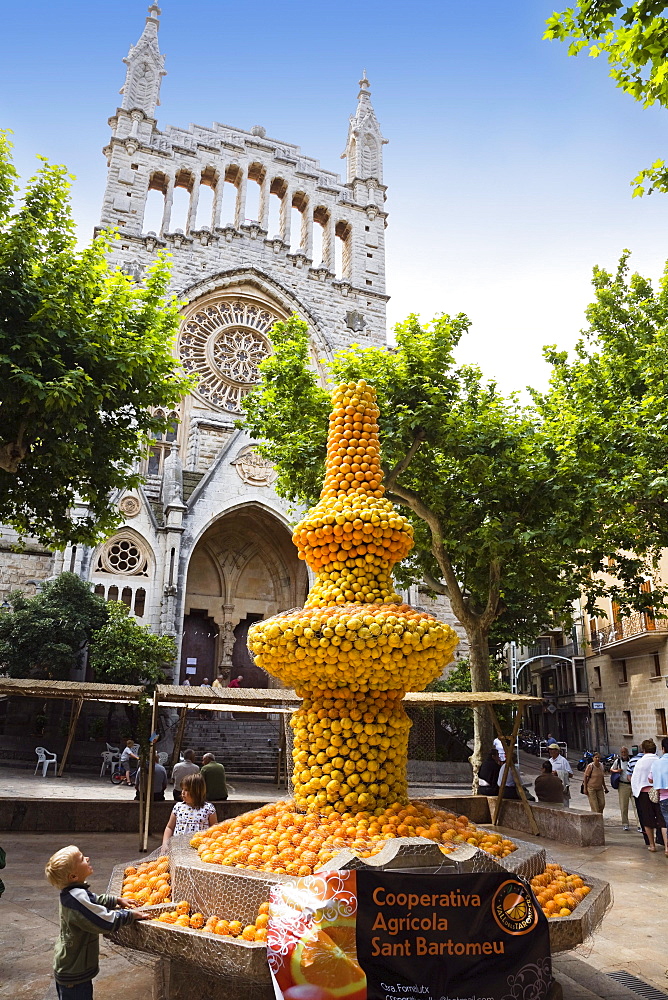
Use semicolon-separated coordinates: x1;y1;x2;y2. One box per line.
1;755;666;1000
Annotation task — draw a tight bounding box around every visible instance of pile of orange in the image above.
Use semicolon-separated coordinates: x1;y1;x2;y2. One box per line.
530;863;591;918
290;687;410;811
121;855;171;906
249;605;456;695
155;899;269;941
247;382;459;817
191;798;516;875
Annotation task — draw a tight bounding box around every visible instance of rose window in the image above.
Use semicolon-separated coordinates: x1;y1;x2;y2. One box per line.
178;299;278;412
96;536;149;577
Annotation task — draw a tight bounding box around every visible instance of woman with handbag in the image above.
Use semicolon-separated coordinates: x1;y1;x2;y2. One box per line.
582;752;609;813
630;739;667;852
610;746;638;831
648;736;668;856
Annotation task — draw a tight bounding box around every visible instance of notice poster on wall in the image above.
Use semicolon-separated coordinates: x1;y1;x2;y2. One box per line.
268;869;552;1000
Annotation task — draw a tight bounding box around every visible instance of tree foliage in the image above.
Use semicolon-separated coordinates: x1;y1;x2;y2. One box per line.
243;309;668;771
0;572;107;679
88;601;176;687
544;2;668;195
0;133;191;545
534;251;668;613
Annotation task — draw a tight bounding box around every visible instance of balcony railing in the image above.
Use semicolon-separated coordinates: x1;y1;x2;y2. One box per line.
527;640;553;658
591;610;668;650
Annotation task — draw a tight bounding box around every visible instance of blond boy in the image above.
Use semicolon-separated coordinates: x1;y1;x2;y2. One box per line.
45;845;147;1000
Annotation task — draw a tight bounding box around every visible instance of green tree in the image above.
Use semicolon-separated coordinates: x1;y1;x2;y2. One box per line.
243;315;610;775
88;601;176;687
0;572;107;679
0;133;191;545
544;2;668;195
534;251;668;614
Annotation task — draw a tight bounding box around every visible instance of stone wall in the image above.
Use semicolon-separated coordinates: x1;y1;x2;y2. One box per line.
587;642;668;749
0;530;54;600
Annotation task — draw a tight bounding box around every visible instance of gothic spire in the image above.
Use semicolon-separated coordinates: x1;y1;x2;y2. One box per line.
119;3;166;119
342;71;387;183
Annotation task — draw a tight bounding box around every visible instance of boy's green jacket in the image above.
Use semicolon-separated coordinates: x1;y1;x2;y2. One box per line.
54;882;134;987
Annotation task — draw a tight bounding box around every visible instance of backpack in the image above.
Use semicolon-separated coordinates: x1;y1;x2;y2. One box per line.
610;760;621;790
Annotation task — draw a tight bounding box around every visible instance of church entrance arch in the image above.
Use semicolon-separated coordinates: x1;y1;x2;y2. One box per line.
181;504;308;685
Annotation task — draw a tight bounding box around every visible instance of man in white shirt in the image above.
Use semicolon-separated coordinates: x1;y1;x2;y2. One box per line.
171;749;200;802
493;737;506;762
547;743;573;806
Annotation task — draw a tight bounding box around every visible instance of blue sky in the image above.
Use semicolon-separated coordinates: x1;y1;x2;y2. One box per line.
3;0;668;393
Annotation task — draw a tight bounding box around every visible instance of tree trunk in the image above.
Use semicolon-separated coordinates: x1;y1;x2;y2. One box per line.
465;624;493;793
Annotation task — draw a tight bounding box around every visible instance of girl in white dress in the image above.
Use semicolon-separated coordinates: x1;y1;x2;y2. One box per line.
162;773;217;849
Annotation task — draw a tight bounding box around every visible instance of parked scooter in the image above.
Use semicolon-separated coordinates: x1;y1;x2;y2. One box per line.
519;729;540;755
577;750;616;772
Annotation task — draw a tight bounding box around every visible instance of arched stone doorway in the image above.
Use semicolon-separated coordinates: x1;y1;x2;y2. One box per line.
180;505;308;685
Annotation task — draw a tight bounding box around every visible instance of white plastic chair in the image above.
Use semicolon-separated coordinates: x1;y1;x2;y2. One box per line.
34;747;57;777
100;750;120;776
106;743;120;754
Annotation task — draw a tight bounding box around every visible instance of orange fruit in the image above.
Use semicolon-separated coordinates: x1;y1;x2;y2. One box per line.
291;929;366;999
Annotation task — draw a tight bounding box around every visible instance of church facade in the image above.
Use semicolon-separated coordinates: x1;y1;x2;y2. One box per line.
1;5;466;683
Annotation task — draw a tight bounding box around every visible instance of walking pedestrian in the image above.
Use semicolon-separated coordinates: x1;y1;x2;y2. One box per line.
583;751;609;813
610;746;638;830
649;736;668;855
200;753;228;801
631;739;668;853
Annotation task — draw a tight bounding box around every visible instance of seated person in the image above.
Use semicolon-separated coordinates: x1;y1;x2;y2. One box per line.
170;748;200;802
200;752;228;801
534;760;564;805
478;748;502;796
501;751;534;800
134;760;168;801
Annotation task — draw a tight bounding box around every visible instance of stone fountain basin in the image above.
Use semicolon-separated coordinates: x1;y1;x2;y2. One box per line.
109;833;611;976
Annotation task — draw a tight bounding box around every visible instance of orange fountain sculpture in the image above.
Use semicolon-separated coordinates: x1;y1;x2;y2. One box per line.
247;380;459;815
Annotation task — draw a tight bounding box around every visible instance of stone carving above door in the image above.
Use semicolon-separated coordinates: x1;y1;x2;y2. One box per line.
119;494;141;518
232;446;278;487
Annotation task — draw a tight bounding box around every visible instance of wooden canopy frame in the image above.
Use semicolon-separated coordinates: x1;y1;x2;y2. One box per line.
0;678;144;777
140;686;542;850
0;678;541;848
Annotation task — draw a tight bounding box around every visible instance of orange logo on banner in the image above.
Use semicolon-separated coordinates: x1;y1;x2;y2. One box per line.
491;879;538;936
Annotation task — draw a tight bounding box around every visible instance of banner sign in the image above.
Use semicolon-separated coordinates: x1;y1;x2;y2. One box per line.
356;870;551;1000
268;869;552;1000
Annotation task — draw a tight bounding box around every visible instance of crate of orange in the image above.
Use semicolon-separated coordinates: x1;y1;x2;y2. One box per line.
528;863;612;952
